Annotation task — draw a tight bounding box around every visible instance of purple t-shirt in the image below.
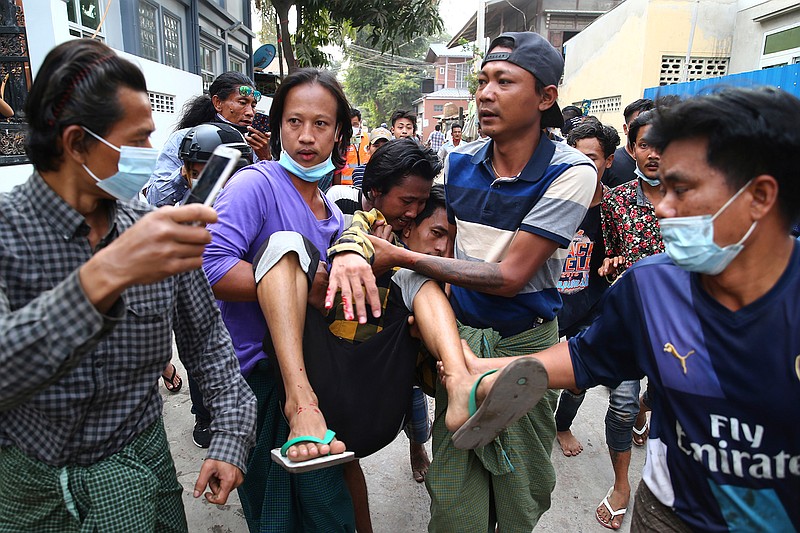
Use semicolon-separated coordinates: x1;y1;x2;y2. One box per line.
203;160;344;377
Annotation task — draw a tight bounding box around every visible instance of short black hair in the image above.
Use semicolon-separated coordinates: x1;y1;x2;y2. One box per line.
623;98;655;124
434;124;441;131
391;109;416;129
628;109;656;149
567;122;621;159
415;184;446;225
562;106;583;121
646;86;800;224
361;138;441;199
177;71;255;130
450;123;462;131
269;68;352;170
350;108;361;121
654;94;682;108
25;39;147;172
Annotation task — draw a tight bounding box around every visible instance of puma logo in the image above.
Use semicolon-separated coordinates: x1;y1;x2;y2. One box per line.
664;342;696;375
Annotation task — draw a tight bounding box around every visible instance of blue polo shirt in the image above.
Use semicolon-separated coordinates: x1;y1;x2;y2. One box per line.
444;135;596;336
569;247;800;532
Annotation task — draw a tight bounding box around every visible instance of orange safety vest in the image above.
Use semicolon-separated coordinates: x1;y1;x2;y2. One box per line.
341;135;370;185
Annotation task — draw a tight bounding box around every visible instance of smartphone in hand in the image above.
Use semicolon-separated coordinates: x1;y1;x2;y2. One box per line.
251;112;270;134
184;145;241;206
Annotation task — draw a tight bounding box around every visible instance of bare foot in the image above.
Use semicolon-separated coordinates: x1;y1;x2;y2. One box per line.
409;442;430;483
556;430;583;456
632;409;649;446
284;404;347;461
161;362;182;393
595;486;630;530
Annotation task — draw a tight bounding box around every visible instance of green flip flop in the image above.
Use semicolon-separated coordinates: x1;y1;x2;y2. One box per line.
451;357;549;450
280;429;336;457
272;430;355;473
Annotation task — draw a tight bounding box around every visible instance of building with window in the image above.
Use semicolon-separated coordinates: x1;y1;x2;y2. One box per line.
729;0;800;70
448;0;623;53
1;0;256;189
413;87;472;143
559;0;799;130
415;44;473;142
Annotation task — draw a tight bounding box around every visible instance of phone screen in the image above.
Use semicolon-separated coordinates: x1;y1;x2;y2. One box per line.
185;152;235;205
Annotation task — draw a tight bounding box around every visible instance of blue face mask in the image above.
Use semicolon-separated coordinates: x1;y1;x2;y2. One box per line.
635;165;660;187
82;127;159;201
660;180;757;275
278;150;335;183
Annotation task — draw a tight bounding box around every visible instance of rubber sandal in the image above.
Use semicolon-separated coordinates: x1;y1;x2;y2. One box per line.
451;357;549;450
595;487;627;529
271;430;355;473
161;364;182;393
280;429;337;456
632;420;649;446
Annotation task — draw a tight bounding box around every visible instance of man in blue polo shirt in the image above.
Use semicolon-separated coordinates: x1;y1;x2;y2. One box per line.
468;87;800;532
329;31;596;531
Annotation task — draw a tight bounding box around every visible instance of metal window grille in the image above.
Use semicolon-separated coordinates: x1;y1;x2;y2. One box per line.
138;1;158;62
162;12;181;69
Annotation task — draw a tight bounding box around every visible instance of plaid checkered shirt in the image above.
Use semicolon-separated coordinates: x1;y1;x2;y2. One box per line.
0;173;256;472
427;130;445;153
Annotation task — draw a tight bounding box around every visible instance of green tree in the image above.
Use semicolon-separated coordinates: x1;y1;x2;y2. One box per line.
254;0;444;72
344;29;444;127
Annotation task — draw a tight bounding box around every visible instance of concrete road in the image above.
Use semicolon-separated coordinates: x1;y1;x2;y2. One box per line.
163;356;644;532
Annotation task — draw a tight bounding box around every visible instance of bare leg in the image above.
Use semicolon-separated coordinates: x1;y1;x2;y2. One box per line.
632;395;650;446
343;461;373;533
409;441;430;483
596;448;631;529
411;281;497;432
555;388;585;456
257;252;346;460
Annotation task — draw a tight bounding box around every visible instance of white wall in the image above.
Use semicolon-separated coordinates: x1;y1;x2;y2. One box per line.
729;0;800;72
5;0;203;190
115;51;203;149
23;0;71;77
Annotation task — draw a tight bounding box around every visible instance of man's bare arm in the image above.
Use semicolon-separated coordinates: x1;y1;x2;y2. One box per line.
329;228;561;321
372;230;560;297
209;260;257;302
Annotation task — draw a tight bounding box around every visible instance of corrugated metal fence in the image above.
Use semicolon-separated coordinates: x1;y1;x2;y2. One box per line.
643;63;800;100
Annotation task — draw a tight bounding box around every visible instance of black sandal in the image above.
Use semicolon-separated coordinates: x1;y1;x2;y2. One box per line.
162;364;183;393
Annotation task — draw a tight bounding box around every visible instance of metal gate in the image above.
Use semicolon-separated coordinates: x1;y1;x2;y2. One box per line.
0;0;30;165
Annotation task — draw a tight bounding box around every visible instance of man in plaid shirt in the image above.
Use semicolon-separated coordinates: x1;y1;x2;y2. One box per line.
426;123;445;153
0;39;256;532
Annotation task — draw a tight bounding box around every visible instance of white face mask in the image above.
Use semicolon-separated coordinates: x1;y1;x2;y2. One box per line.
660;180;756;275
635;165;660;187
81;127;159;201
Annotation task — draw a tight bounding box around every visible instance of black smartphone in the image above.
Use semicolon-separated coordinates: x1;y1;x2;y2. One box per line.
184;145;240;206
251;112;270;133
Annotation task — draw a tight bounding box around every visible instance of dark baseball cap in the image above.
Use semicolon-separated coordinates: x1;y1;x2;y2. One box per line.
481;31;564;128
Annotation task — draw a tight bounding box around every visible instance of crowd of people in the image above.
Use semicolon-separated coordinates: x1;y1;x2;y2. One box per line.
0;30;798;533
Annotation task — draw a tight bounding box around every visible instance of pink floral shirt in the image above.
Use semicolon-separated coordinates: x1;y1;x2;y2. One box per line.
601;179;664;274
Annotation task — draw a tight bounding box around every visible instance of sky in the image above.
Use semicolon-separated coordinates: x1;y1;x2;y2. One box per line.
439;0;477;37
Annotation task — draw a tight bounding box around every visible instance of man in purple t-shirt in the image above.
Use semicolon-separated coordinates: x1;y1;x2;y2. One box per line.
202;69;355;532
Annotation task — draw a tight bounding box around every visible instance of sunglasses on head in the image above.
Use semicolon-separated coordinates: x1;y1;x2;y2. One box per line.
238;85;262;102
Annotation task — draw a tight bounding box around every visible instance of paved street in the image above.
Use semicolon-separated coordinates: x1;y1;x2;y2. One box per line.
164;356;644;532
